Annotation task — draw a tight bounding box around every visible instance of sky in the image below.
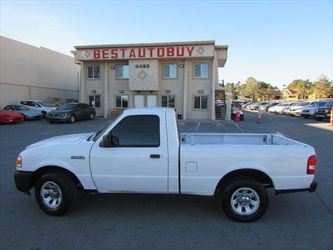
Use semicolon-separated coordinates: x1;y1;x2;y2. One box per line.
0;0;332;88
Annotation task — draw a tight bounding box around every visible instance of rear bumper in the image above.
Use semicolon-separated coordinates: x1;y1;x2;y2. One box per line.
14;171;33;193
275;181;317;195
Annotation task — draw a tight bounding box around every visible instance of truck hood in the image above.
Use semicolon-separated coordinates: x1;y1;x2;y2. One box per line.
26;132;94;149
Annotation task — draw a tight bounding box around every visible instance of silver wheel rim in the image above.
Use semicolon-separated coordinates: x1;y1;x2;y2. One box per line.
230;187;260;216
90;113;93;119
40;181;63;209
70;116;75;123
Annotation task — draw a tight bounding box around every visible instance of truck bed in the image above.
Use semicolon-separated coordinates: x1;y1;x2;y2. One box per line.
181;133;305;146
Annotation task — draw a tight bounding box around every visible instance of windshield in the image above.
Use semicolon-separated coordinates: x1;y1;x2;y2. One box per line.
315;102;327;107
93;119;116;141
58;104;77;110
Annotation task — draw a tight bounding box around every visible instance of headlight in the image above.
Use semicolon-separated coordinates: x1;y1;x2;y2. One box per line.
16;155;22;168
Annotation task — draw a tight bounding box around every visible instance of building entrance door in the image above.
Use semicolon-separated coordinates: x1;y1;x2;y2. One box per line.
134;95;145;108
147;95;157;107
134;94;157;108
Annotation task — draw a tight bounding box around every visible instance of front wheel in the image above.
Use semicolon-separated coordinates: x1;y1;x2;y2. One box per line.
220;177;268;222
35;172;78;216
89;113;95;120
69;115;76;123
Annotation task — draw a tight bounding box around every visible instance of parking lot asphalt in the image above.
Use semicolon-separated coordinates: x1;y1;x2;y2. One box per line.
0;112;332;250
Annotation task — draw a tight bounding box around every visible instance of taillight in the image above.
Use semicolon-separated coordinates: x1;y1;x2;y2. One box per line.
307;155;316;174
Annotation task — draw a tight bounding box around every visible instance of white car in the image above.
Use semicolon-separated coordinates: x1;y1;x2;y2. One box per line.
288;102;310;117
18;100;56;117
301;101;327;118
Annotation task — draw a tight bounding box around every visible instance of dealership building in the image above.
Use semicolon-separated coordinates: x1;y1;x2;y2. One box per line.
73;41;228;120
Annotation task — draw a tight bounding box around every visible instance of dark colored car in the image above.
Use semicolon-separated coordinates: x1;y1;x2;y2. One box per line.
0;111;25;124
314;101;333;121
4;105;43;120
47;103;96;123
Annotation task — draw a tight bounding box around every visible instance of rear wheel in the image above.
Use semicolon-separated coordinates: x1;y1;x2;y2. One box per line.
35;172;77;216
220;177;268;222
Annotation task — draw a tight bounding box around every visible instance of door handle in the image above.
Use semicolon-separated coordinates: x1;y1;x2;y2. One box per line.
150;154;160;159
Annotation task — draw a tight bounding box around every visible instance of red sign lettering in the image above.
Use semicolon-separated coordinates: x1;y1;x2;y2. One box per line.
167;47;174;57
102;49;109;59
120;48;127;58
129;49;136;58
111;49;118;59
93;50;100;59
186;46;194;57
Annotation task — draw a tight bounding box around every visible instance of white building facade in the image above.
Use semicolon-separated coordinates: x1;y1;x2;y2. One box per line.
73;41;227;120
0;36;80;108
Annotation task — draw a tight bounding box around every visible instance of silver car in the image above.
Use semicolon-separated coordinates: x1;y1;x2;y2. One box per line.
4;104;43;120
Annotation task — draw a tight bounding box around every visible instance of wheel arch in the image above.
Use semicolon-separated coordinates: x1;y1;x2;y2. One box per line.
30;166;82;189
214;169;274;196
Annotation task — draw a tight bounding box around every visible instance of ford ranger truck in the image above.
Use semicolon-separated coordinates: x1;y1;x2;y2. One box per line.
14;108;317;222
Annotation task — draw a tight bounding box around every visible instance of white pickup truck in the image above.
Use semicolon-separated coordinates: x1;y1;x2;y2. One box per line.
14;108;317;222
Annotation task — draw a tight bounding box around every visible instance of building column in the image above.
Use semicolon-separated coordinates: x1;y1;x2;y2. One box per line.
183;60;189;120
79;62;85;102
104;62;109;118
211;51;218;120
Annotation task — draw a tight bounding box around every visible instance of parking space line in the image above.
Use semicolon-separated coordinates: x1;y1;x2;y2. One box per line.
195;121;201;132
233;122;244;133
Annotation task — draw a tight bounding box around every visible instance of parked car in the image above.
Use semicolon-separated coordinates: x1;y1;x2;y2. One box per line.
268;103;282;113
287;102;309;117
0;110;25;124
282;102;296;115
18;100;56;117
47;103;96;123
314;100;333;121
259;102;279;112
301;101;327;118
4;105;43;120
274;103;291;114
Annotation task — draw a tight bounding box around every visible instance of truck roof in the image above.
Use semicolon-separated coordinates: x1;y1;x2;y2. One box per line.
122;107;176;116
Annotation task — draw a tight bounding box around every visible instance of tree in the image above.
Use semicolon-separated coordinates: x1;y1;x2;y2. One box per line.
225;81;242;99
241;77;259;101
287;79;311;99
312;75;332;98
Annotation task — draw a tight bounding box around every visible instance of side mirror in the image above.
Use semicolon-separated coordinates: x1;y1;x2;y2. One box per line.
101;134;119;147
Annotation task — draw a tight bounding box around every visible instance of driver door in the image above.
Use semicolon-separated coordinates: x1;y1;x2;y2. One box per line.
90;114;168;192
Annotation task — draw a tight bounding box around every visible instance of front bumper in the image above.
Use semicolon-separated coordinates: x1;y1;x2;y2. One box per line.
48;116;71;122
275;181;318;195
14;171;33;193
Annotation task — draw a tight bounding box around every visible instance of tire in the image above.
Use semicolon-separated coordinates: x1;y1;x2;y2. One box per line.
41;111;47;118
220;177;268;222
69;115;76;123
89;113;95;120
35;172;78;216
315;117;323;121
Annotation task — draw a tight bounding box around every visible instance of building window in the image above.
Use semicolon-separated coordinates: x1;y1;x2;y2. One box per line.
193;63;209;79
89;95;101;108
163;64;177;79
110;115;160;147
116;95;128;108
161;95;175;108
87;65;100;79
116;65;129;79
194;96;208;109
